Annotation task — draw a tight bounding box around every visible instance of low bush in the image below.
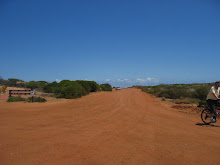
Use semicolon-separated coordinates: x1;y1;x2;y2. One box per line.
26;81;40;89
25;81;49;90
76;80;91;94
76;80;100;93
37;81;48;88
7;96;26;102
43;81;59;93
56;81;86;99
7;96;47;103
43;80;101;99
194;86;210;101
7;78;23;87
16;81;26;88
87;81;100;92
135;83;213;106
27;97;47;102
100;83;112;91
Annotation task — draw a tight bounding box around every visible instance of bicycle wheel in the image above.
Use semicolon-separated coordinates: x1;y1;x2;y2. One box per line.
201;109;211;124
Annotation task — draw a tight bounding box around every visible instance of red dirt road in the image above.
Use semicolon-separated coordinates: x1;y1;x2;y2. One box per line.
0;88;220;165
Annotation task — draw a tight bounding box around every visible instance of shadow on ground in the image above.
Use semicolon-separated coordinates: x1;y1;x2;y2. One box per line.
196;123;220;127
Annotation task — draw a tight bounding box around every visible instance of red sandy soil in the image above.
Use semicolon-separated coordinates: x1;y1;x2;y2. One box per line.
0;93;8;100
0;88;220;165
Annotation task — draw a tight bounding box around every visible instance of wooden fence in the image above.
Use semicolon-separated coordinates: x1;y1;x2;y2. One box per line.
9;90;34;102
9;90;32;97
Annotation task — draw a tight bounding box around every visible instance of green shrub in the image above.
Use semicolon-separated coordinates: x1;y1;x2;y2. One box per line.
37;81;48;89
7;96;26;102
26;81;40;89
135;83;214;106
43;80;100;99
16;81;26;88
7;78;24;87
87;81;100;92
194;85;210;101
51;86;61;94
76;80;100;92
43;81;59;93
59;80;72;87
28;97;47;102
100;83;112;91
56;81;86;99
76;80;91;93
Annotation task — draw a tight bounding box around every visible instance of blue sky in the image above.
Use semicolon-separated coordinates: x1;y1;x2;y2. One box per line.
0;0;220;87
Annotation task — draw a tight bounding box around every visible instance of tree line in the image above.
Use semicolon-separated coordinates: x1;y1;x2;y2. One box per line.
0;77;112;99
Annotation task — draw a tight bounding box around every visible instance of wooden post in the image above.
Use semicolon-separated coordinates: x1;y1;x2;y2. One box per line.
30;90;34;102
9;90;11;97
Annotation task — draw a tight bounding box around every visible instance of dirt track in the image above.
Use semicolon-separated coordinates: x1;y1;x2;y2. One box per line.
0;88;220;165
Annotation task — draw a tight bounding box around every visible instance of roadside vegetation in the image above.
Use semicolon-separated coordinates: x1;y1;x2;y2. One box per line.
100;83;112;91
43;80;102;99
0;76;112;100
134;83;214;106
7;96;46;102
7;96;27;102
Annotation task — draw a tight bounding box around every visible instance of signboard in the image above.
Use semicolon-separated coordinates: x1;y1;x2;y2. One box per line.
30;90;34;96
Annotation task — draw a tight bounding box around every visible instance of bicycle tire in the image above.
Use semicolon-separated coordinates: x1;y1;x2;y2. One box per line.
201;109;212;124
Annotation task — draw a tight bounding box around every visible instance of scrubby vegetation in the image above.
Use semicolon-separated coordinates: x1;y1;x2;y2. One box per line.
27;96;47;102
0;76;7;86
42;80;112;99
100;83;112;91
7;96;27;102
56;81;87;99
0;77;49;89
1;76;112;100
43;80;101;99
7;96;47;102
76;80;100;93
25;81;40;89
134;83;213;106
7;78;24;87
1;85;7;93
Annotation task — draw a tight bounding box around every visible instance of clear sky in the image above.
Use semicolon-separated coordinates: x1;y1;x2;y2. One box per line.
0;0;220;87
